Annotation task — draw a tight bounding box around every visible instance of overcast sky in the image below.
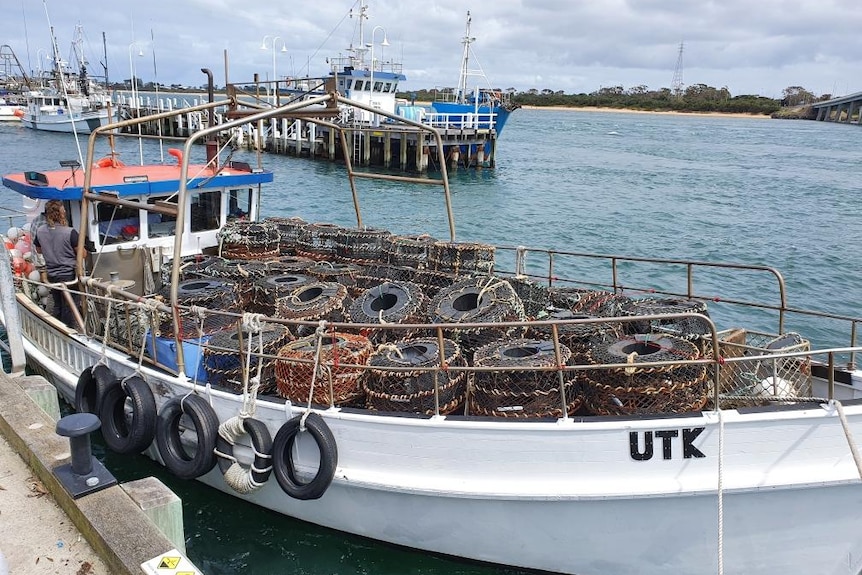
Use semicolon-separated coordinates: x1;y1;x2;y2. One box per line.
4;0;861;99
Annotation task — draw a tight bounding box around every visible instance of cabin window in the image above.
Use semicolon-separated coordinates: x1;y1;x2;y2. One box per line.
95;202;140;245
228;188;252;221
373;81;384;92
190;191;221;232
358;81;369;91
384;82;392;93
146;197;178;237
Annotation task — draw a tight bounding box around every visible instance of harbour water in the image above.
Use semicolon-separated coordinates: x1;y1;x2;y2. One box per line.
1;108;860;573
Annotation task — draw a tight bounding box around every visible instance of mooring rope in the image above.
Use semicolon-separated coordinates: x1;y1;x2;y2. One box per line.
830;399;862;479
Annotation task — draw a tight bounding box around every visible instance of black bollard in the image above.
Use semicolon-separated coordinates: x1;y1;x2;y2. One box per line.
53;412;117;498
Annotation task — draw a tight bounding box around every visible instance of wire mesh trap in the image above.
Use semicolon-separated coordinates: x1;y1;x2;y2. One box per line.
384;234;437;268
156;278;241;338
252;273;316;315
275;331;373;406
428;241;496;275
274;281;352;337
203;324;293;394
582;333;707;416
218;220;280;260
348;280;427;343
295;222;346;261
364;337;467;415
264;216;308;256
619;297;711;339
335;227;392;263
470;338;579;418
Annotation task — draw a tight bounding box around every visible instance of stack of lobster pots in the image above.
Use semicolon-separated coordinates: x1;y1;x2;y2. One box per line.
157;216;712;418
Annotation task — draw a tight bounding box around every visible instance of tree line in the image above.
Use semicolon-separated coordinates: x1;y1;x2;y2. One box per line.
402;85;830;116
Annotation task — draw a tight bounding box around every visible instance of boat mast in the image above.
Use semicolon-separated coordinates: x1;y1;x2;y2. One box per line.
456;11;474;105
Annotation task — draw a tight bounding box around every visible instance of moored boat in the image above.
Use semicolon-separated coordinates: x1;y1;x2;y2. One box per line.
2;87;862;575
0;97;25;122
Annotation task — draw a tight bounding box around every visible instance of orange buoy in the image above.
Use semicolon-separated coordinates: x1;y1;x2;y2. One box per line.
13;108;24;118
168;148;183;165
96;156;125;168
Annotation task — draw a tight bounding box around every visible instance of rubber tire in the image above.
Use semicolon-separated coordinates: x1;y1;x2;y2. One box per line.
271;413;337;500
75;364;118;415
99;375;157;455
156;394;220;480
216;417;274;485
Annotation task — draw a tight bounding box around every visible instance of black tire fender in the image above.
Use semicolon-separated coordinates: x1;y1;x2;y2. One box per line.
271;413;337;500
75;364;118;415
155;394;220;480
216;417;274;486
99;375;157;455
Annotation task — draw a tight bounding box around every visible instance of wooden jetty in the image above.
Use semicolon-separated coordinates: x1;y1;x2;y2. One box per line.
115;81;500;172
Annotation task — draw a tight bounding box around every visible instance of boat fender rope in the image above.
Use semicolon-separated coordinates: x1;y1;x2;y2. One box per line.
514;245;527;278
625;351;638;375
830;399;862;479
305;320;328;411
215;415;273;493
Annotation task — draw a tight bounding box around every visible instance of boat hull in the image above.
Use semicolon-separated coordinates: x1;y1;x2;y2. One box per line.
22;110;116;134
12;298;862;575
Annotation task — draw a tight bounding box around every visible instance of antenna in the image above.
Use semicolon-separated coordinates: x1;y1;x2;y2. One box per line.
671;41;684;98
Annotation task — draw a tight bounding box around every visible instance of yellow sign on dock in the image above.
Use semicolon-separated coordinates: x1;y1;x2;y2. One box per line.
141;549;202;575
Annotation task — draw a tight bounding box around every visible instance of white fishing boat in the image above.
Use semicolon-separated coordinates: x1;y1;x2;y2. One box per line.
22;25;115;134
2;88;862;575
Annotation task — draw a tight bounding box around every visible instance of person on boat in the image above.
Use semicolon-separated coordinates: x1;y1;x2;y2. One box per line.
33;200;80;327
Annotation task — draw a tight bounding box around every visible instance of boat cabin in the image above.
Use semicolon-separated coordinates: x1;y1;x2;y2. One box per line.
2;158;273;294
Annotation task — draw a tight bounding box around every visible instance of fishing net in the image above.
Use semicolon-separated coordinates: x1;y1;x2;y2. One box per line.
582;333;707;416
218;220;280;260
252;273;315;315
274;281;352;337
264;216;308;256
384;234;437;268
428;275;526;354
203;324;293;394
428;241;495;275
348;280;427;343
619;297;711;339
364;337;467;415
306;261;365;297
470;338;579;418
275;331;373;406
335;227;392;263
156;278;240;338
295;222;345;261
700;329;812;407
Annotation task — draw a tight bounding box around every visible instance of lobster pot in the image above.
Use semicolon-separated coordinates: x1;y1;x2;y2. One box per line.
506;276;551;319
264;216;308;255
384;234;436;268
306;261;365;297
202;324;293;394
549;287;631;317
218;220;280;260
470;338;579;418
296;222;345;261
428;276;526;355
365;337;467;415
411;268;460;299
207;260;274;309
701;329;811;407
354;264;417;293
276;254;316;272
335;227;392;264
274;281;352;337
428;241;495;275
582;334;707;416
528;309;621;365
348;281;427;343
159;254;225;286
252;273;315;315
157;279;240;338
275;331;373;406
619;297;710;339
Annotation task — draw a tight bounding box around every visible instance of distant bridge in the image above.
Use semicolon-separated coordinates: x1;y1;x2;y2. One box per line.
810;92;862;124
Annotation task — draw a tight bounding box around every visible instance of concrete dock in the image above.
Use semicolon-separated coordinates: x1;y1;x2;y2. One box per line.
0;372;202;575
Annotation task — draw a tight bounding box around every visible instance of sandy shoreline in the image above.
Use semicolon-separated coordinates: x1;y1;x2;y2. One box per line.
519;105;772;119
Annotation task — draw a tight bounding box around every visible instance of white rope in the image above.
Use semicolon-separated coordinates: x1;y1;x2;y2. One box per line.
301;320;328;431
830;399;862;479
215;417;273;494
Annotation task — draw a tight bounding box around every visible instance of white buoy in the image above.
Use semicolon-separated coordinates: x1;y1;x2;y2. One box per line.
760;376;794;397
5;227;20;241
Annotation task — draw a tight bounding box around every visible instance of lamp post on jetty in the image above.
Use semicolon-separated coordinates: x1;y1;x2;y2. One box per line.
260;35;287;105
128;41;147;163
366;25;388;125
